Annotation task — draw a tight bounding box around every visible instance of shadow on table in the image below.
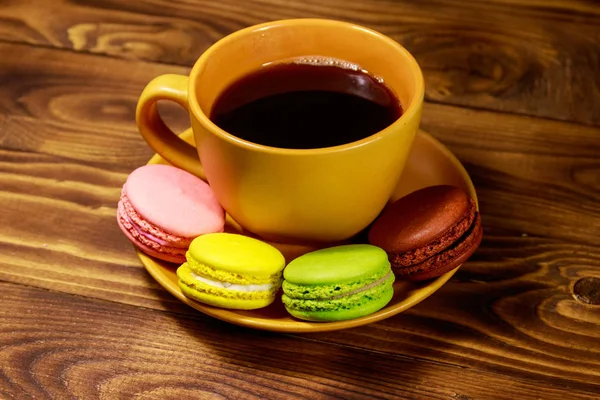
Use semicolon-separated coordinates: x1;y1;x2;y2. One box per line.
134;182;557;397
137;260;434;397
167;311;434;397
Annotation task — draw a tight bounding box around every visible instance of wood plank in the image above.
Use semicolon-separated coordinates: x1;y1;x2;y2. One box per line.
0;116;155;173
0;0;599;125
0;0;221;65
0;42;189;171
1;40;599;393
310;237;600;392
462;0;600;21
0;41;189;127
420;103;600;247
0;148;191;314
2;159;598;392
1;282;598;400
0;122;599;390
1;41;597;244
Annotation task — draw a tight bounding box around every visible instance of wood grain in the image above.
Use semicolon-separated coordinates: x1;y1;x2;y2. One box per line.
0;147;192;314
461;0;600;21
0;41;599;396
0;0;599;125
0;42;189;170
420;103;600;247
0;41;188;126
0;0;222;64
311;236;600;392
1;282;599;400
0;41;597;243
1;3;600;398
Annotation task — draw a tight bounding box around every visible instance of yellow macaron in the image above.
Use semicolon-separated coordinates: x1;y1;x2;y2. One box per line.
177;233;286;310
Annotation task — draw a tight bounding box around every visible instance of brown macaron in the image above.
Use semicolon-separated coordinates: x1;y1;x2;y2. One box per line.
368;185;482;281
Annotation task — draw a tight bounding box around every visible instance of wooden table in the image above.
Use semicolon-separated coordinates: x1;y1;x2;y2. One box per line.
1;1;599;399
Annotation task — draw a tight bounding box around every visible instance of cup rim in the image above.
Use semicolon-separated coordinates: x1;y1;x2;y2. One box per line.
188;18;425;155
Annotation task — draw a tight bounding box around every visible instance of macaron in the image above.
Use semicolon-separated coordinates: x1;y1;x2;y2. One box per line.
281;244;395;321
177;233;286;310
117;164;225;263
368;185;482;281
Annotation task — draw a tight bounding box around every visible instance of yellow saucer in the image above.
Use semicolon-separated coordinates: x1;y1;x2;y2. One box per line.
139;128;477;333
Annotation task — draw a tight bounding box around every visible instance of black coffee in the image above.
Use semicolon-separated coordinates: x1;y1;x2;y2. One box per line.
209;58;402;149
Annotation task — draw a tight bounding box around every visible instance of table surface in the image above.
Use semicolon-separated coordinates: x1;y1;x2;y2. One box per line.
1;1;599;399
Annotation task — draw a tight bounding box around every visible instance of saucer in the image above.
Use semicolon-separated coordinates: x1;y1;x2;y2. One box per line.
139;128;477;333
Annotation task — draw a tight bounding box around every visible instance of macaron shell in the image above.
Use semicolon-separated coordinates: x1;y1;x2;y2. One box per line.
119;192;192;248
117;217;186;263
390;198;477;267
186;257;277;285
281;244;395;322
125;164;225;237
179;283;276;310
177;264;279;300
406;217;483;281
177;262;280;310
284;244;389;285
188;233;285;276
369;185;472;253
282;268;389;299
285;286;394;321
282;273;394;311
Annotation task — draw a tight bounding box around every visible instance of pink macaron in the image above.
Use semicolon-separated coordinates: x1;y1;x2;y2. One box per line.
117;164;225;263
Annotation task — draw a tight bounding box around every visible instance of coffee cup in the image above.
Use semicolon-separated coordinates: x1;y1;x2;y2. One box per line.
136;18;424;243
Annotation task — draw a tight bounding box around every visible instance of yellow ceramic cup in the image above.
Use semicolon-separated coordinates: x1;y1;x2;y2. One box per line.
136;19;424;244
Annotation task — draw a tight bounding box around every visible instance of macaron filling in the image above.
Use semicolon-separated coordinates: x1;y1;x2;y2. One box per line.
281;244;395;321
176;233;286;310
119;191;195;247
282;268;391;299
186;257;281;285
326;271;392;300
117;203;188;257
177;264;278;300
282;273;394;312
119;204;181;248
398;214;483;279
190;271;275;292
390;198;478;268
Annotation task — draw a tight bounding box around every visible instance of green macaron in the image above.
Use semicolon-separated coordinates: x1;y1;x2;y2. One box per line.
281;244;395;321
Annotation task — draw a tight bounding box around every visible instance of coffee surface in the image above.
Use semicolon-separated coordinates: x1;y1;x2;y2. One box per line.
209;58;402;149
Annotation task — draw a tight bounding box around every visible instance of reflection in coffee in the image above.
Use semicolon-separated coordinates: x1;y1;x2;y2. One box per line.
209;57;403;149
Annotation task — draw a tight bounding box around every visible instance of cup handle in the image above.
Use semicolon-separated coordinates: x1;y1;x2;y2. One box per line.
136;74;206;179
